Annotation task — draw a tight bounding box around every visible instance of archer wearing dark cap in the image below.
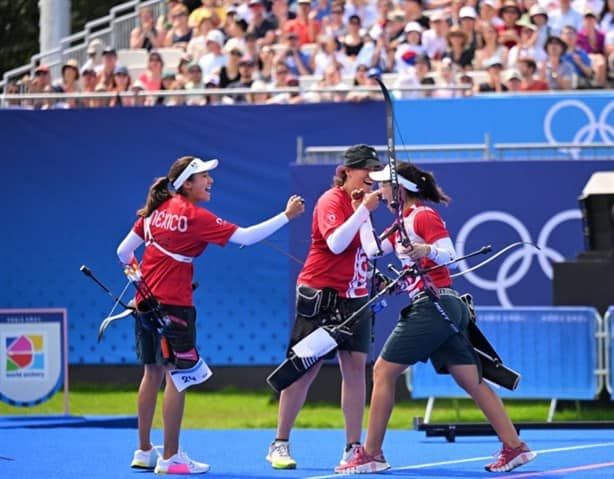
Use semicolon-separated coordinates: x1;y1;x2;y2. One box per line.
342;144;383;169
267;143;383;471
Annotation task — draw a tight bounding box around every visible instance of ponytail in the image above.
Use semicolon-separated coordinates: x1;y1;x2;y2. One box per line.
136;177;172;217
397;162;451;205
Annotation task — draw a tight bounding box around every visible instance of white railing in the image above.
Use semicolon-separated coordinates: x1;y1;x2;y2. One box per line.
1;0;164;90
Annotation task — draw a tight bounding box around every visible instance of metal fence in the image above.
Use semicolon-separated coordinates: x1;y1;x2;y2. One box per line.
1;0;164;90
299;140;614;163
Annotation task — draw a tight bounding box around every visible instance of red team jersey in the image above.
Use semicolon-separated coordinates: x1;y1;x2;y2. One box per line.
389;204;452;297
298;187;369;298
133;195;238;306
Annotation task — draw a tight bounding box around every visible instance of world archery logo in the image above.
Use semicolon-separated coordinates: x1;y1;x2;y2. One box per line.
5;334;45;378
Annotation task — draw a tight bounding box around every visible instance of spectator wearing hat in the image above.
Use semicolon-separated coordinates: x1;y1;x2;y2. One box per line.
155;71;178;105
548;0;583;34
57;59;81;107
198;29;227;76
539;34;574;88
109;65;134;107
578;9;608;85
214;38;244;87
24;65;52;109
247;0;277;44
528;5;551;50
422;10;450;60
131;6;164;50
96;47;119;90
189;0;224;30
477;0;504;29
503;67;523;89
164;3;194;48
276;32;313;76
560;24;596;86
442;24;475;69
475;57;509;92
508;22;546;67
186;11;217;61
458;6;480;53
385;9;409;46
394;22;427;73
284;0;322;45
497;0;523;48
474;21;509;69
517;56;550;89
80;67;98;95
82;38;104;73
246;79;273;103
392;53;431;98
433;57;462;97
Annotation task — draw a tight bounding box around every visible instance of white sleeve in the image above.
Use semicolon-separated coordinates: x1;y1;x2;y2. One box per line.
326;204;370;254
117;230;145;265
426;236;457;267
360;221;394;259
228;212;289;246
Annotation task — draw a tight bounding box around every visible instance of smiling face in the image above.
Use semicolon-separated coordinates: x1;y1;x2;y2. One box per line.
183;171;214;203
344;167;378;194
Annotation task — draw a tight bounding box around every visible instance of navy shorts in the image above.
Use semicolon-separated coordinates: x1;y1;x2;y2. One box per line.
135;304;196;365
287;296;372;359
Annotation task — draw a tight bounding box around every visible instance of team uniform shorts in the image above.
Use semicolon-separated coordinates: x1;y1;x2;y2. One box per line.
135;304;196;365
287;296;372;359
381;292;476;373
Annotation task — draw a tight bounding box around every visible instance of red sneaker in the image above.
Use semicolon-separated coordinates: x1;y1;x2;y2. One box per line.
485;442;536;472
334;445;390;474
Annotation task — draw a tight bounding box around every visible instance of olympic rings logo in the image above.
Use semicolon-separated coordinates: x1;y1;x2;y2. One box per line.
544;99;614;158
455;209;582;307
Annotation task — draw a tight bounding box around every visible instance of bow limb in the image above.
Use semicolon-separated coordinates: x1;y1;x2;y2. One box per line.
450;241;540;279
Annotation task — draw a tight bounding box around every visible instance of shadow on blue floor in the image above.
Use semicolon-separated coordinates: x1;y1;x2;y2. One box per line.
0;420;613;479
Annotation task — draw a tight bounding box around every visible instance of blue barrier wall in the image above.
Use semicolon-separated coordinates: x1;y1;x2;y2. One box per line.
1;95;612;367
393;93;614;160
0;102;385;366
410;307;600;400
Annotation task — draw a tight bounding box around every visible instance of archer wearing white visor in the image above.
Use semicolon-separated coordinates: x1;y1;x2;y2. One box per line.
336;161;535;475
117;155;304;475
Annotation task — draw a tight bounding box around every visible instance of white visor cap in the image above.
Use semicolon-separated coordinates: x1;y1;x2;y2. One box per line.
369;165;419;192
173;158;219;190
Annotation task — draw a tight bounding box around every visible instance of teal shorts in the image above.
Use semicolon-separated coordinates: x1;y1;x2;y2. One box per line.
380;292;476;373
287;296;372;358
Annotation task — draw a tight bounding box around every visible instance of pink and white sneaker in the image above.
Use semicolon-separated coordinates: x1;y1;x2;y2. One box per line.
485;442;536;473
154;449;210;475
334;445;390;474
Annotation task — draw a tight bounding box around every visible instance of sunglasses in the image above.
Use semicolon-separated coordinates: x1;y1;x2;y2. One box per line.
230;50;243;56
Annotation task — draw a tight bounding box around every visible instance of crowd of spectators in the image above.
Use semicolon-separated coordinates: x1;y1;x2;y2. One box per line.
4;0;614;108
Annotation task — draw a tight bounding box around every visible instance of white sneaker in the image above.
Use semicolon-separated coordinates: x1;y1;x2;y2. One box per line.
154;449;210;475
266;440;297;469
340;443;361;465
131;446;160;469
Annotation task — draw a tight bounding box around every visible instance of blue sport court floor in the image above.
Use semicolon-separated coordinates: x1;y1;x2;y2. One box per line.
1;416;614;478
